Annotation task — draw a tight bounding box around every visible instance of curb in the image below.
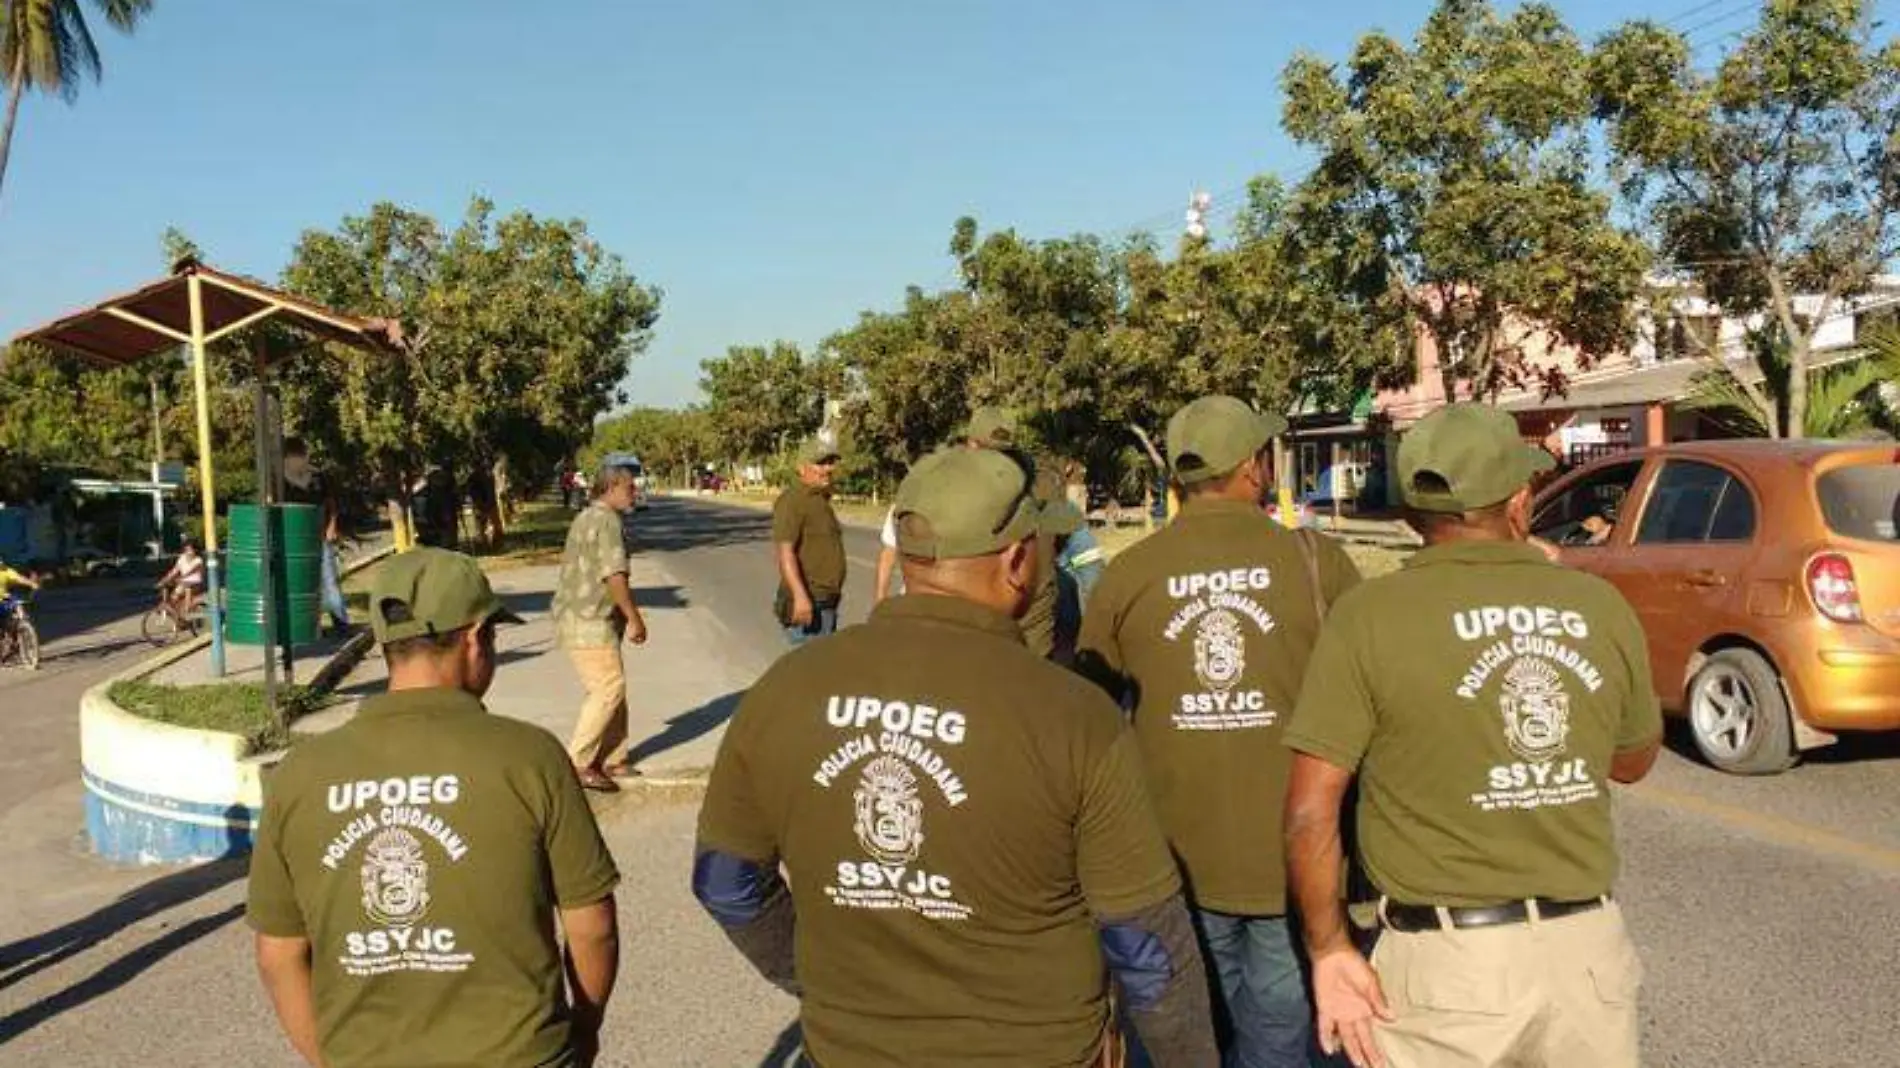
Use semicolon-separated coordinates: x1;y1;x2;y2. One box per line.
77;543;396;866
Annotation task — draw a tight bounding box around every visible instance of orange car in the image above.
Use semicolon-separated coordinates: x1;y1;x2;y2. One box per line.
1531;440;1900;774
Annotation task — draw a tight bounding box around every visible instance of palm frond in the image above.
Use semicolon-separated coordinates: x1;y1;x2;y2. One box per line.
1;0;150;96
1803;361;1882;439
1862;324;1900;437
57;0;103;87
1683;364;1770;436
91;0;154;34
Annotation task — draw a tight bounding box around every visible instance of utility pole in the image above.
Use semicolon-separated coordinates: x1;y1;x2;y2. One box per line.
1159;191;1216;524
150;373;166;555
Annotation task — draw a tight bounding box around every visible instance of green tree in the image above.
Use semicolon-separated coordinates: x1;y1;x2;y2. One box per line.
0;0;153;201
1281;0;1650;402
280;197;660;539
699;341;827;466
587;406;713;488
1592;0;1900;439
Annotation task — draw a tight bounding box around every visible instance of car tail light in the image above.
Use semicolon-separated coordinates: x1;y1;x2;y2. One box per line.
1807;553;1864;623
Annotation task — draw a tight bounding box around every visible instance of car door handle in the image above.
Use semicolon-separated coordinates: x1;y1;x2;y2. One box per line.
1685;570;1729;588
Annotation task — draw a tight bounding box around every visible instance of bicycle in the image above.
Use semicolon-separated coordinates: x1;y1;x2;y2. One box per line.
142;586;203;647
0;594;40;671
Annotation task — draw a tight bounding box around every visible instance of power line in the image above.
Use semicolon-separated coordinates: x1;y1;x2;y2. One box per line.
1678;2;1757;40
1661;0;1745;26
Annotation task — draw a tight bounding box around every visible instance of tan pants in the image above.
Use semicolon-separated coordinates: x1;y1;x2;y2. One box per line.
566;646;628;770
1370;901;1642;1068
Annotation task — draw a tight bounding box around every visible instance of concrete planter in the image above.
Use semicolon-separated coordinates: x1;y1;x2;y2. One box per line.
78;545;390;865
80;675;267;864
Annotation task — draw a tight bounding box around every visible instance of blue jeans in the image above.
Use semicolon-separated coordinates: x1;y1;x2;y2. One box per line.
1194;910;1319;1068
782;603;839;648
318;542;349;627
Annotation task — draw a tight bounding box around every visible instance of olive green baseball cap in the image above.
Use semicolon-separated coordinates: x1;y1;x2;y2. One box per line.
369;547;522;644
893;448;1070;559
960;406;1018;447
795;437;841;465
1398;403;1556;513
1167;395;1289;485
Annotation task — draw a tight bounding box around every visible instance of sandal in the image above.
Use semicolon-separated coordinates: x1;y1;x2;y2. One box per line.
575;767;621;793
603;760;641;780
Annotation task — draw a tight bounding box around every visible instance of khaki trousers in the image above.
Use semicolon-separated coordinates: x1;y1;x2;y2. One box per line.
1370;901;1642;1068
566;645;628;770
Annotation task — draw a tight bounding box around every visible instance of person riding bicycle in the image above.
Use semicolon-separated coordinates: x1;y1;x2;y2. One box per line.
0;556;39;607
157;541;206;620
0;557;40;632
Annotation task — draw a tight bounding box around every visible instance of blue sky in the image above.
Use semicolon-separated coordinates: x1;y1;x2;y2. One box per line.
0;0;1827;408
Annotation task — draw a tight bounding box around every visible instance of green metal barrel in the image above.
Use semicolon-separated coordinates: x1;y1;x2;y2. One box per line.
225;504;321;647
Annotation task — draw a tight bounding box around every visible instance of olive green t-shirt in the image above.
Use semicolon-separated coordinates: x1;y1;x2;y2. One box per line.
1076;498;1361;915
698;595;1180;1068
1284;540;1663;907
773;483;847;604
551;502;631;649
246;688;621;1068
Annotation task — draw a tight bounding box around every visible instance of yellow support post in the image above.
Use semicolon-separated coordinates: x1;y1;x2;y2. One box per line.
187;274;228;676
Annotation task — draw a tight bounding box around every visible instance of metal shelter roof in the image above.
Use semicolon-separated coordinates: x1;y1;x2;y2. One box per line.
7;259;401;367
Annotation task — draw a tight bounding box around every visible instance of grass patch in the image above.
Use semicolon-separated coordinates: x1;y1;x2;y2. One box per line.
1344;541;1408;578
109;679;323;755
477;502;578;571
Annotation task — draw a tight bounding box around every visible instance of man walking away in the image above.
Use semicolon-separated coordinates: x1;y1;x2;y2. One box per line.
1283;403;1663;1068
1078;395;1361;1068
696;448;1218;1068
248;548;623;1068
773;438;845;646
553;463;650;792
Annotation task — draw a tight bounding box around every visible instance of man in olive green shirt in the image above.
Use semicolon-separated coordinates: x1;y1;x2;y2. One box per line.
1078;394;1359;1068
958;406;1084;661
696;447;1218;1068
553;463;650;792
775;438;847;646
248;548;623;1068
1283;404;1663;1068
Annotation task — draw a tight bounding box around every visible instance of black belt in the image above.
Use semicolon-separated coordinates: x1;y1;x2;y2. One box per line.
1379;895;1609;933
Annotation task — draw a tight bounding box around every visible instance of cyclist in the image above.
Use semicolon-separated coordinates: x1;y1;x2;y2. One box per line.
0;557;40;633
157;540;206;622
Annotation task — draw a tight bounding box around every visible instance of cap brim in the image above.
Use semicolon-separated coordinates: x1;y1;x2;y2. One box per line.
483;601;525;627
1524;446;1557;477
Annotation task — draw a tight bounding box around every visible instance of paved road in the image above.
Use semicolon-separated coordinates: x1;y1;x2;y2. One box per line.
0;580;170;930
628;493;884;679
2;497;1896;1066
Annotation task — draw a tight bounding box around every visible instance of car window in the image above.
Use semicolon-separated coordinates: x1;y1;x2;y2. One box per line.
1636;461;1756;544
1817;463;1900;542
1707;478;1758;541
1532;461;1644;546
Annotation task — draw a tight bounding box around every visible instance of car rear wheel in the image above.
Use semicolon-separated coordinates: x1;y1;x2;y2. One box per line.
1688;649;1797;775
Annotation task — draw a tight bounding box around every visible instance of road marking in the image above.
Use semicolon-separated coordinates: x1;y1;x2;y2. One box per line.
1626;783;1900;874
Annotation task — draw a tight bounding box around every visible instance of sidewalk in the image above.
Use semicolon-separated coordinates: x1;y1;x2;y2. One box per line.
310;550;757;780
